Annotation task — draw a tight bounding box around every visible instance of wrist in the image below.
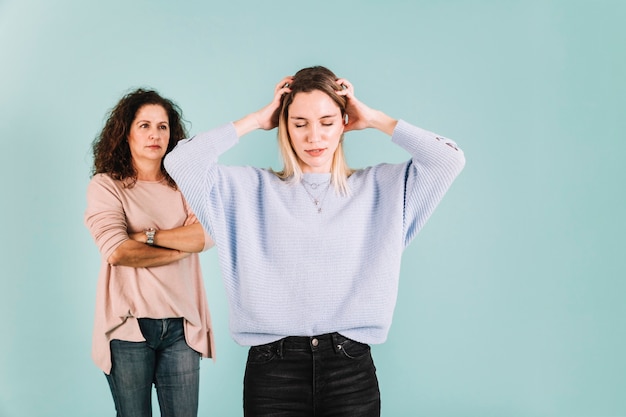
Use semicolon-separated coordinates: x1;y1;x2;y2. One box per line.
234;114;260;137
371;111;397;135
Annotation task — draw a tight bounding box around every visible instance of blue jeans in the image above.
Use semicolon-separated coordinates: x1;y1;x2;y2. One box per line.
244;332;380;417
106;318;200;417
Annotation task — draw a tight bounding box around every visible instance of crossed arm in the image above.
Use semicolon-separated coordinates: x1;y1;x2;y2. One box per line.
107;223;211;268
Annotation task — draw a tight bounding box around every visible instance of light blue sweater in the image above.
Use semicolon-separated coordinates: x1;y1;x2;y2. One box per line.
165;120;465;346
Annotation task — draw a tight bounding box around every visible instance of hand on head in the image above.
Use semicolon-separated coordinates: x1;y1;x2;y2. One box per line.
335;78;376;133
254;72;373;134
239;69;392;138
253;76;294;131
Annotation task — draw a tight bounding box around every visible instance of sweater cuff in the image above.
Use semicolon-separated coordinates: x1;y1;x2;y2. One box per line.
391;119;462;155
185;122;239;156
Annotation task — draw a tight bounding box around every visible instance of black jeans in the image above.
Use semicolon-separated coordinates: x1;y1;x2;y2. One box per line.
244;332;380;417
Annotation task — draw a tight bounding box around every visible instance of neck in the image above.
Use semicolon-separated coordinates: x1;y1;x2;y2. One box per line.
134;160;163;181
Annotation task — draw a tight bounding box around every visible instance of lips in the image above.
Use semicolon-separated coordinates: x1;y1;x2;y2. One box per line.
305;148;325;156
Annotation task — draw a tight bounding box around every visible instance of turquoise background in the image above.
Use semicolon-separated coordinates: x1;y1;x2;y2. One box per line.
1;0;625;416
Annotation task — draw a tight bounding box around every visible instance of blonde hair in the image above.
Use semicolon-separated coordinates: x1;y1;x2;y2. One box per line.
273;66;354;195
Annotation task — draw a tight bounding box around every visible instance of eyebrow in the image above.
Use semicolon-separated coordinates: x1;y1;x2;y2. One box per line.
289;114;337;120
135;119;169;125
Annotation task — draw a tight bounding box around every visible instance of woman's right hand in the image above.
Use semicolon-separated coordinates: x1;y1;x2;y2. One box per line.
234;76;293;137
257;76;293;130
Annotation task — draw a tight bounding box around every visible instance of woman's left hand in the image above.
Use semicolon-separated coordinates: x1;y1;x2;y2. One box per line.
336;79;372;132
336;78;397;136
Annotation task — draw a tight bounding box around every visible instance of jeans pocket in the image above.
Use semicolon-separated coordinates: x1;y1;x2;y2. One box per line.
339;339;371;360
247;344;278;365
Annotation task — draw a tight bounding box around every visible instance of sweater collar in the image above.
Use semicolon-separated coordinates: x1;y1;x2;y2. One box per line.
301;172;331;184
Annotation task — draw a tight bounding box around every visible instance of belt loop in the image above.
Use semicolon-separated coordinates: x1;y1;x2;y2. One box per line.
160;318;168;340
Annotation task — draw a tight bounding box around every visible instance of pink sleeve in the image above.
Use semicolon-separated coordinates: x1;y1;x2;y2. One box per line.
84;175;129;261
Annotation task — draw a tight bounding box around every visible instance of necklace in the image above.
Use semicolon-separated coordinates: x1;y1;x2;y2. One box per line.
301;179;331;214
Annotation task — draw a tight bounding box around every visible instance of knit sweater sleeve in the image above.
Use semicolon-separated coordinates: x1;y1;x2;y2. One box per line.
391;120;466;247
182;197;213;252
164;123;239;238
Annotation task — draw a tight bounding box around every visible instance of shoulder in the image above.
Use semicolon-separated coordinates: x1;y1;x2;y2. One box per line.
87;173;131;197
88;173;114;190
89;173;130;186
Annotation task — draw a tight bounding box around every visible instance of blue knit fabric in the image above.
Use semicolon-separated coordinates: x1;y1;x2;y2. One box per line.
165;120;465;346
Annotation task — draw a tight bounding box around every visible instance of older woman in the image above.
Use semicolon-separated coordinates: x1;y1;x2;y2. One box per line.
85;88;214;417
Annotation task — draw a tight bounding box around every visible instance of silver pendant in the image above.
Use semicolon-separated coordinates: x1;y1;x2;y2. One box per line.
301;179;330;214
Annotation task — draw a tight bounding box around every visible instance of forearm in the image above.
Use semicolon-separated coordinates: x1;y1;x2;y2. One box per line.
233;113;262;137
107;240;190;268
369;110;398;136
233;80;288;137
131;223;211;253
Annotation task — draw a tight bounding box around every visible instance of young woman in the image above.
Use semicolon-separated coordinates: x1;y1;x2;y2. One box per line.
85;88;215;417
165;66;465;416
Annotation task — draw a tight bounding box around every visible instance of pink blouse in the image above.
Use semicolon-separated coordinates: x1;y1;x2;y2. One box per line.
85;174;214;374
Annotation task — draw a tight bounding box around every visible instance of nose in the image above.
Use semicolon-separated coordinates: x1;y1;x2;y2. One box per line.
149;128;161;141
307;126;321;143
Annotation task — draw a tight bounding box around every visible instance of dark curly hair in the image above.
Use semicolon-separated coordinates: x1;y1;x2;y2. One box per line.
91;88;188;188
